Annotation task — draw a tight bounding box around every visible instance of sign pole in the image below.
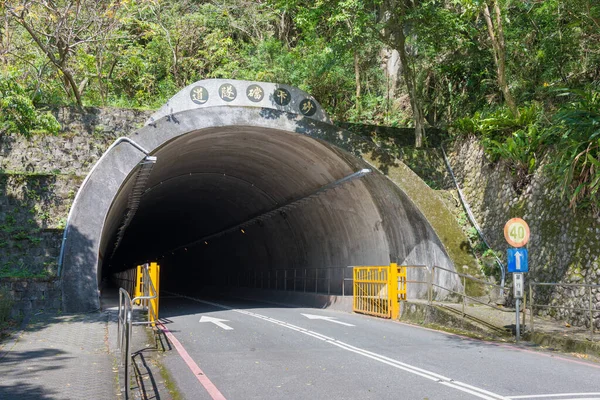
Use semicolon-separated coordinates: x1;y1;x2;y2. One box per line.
515;297;520;342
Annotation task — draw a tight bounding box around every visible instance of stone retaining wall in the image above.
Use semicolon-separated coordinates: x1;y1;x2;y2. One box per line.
0;278;61;318
447;137;600;328
0;107;151;277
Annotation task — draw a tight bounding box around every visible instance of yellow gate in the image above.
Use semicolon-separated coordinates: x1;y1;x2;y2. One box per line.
133;262;160;326
353;263;406;319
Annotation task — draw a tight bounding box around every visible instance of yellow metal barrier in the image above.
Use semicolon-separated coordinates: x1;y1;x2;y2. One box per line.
133;265;143;304
353;263;406;319
132;263;160;326
147;262;160;327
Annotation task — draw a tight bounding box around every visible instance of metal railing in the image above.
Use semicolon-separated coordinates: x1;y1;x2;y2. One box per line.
409;266;600;342
117;264;160;398
529;282;600;342
404;265;508;311
225;267;354;296
117;288;133;399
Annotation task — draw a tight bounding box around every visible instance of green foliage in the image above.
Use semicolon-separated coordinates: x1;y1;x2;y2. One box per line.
545;89;600;213
0;74;60;137
451;104;548;190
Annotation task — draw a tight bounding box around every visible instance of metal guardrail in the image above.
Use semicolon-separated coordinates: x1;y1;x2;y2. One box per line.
117;263;160;398
225;267;354;296
409;266;600;341
405;265;509;314
117;288;133;399
226;265;598;342
529;282;600;342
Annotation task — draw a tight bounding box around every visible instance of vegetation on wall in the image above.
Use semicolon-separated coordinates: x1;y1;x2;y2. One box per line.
0;0;598;211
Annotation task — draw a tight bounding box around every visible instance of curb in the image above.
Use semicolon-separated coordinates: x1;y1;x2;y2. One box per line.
523;331;600;357
401;301;600;358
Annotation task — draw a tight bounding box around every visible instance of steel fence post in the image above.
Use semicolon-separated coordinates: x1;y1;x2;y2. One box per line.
462;274;466;318
529;283;534;335
590;286;594;342
328;268;331;295
428;267;433;305
522;288;526;330
315;268;318;293
304;269;307;292
284;270;287;291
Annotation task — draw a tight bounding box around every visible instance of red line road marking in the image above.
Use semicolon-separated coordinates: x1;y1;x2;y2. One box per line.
158;322;227;400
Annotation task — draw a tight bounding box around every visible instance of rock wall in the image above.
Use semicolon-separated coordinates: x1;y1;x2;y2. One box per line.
0;107;151;315
447;137;600;328
0;278;61;318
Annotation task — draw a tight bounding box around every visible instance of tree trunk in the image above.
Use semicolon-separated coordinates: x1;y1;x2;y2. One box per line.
14;14;84;108
380;47;401;112
483;1;519;117
380;0;426;147
395;21;426;147
354;51;361;114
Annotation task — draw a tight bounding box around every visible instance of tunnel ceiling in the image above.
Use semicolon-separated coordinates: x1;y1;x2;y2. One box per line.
103;125;374;273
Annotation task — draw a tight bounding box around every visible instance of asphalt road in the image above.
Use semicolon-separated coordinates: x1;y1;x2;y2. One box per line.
157;294;600;400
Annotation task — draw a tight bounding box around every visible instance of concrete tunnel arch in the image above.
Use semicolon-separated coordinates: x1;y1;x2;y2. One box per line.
59;79;463;312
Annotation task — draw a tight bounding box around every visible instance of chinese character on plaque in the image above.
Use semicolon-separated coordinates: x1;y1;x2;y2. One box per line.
246;84;264;102
190;86;209;105
219;84;237;102
299;99;317;116
273;88;291;106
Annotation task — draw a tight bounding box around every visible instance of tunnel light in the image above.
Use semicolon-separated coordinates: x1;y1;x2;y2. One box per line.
205;241;208;245
241;229;245;234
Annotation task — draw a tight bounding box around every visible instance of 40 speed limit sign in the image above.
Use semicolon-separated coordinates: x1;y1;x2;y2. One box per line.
504;218;530;248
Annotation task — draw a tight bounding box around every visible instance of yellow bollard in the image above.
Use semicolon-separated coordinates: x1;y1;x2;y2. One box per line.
389;263;400;319
133;265;143;305
148;262;160;326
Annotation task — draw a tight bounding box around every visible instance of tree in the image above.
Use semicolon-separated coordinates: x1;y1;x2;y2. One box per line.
481;0;518;116
380;0;427;147
5;0;124;108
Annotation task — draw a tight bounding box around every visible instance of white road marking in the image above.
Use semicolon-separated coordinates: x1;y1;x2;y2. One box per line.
301;313;355;326
199;316;234;330
508;394;600;399
173;293;509;400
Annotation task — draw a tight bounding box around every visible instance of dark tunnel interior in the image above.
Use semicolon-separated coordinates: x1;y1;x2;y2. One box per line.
99;126;402;295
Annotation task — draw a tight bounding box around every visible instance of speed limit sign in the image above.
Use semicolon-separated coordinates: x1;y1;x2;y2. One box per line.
504;218;530;247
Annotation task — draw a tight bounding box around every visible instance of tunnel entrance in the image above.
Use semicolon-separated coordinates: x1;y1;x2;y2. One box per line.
59;79;460;312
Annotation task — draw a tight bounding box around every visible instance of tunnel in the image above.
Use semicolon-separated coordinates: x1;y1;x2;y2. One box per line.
59;79;462;312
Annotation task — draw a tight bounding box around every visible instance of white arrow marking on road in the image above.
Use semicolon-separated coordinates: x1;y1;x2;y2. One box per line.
301;313;355;326
199;316;233;330
515;250;523;270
